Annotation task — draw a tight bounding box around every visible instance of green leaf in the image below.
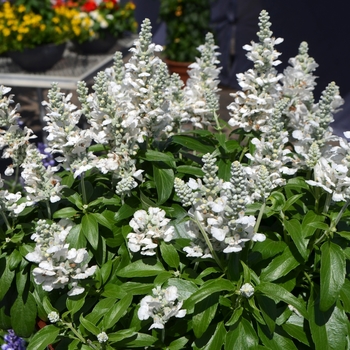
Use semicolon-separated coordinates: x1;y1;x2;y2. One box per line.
167;278;198;300
11;293;37;337
27;325;60;350
282;314;310;347
153;165;174;204
79;314;100;335
284;219;308;260
66;224;87;249
200;321;226;350
339;279;350;312
114;203;136;222
258;324;298;350
81;213;99;250
16;269;28;296
159;241;180;268
122;282;154;295
256;282;308;319
193;293;219;338
337;231;350;240
102;294;133;330
308;289;348;350
320;242;346;311
255;294;276;333
225;139;240;153
226;318;259;349
0;258;15;300
183;279;235;313
107;328;137;342
168;337;190;350
66;293;86;316
217;158;231;181
62;188;83;210
113;332;157;348
86;298;117;324
101;284;127;299
260;246;300;282
268;191;285;211
282;194;304;211
225;306;243;327
116;259;165;278
7;249;22;271
143;150;175;163
172;135;214;154
176;165;204;177
52;207;78;219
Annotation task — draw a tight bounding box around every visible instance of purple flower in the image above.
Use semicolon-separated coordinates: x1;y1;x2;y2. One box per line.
1;329;26;350
37;142;56;168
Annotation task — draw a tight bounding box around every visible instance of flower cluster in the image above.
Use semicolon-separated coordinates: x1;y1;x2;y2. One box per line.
25;219;97;296
138;286;186;329
175;153;266;257
1;329;25;350
127;207;174;255
68;0;137;43
0;0;79;53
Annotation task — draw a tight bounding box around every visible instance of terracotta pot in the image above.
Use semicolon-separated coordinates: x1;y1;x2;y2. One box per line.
165;58;191;85
8;43;66;72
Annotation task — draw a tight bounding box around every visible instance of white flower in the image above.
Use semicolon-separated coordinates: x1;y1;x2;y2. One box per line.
97;332;108;343
127;207;174;255
137;286;186;329
48;311;60;323
240;283;255;298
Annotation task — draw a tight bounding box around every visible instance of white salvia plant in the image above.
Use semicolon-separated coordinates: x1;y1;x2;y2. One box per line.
0;86;36;177
227;10;284;131
127;207;174;256
183;32;221;129
138;285;186;329
25;219;97;296
20;144;63;205
175;153;266;257
43;83;96;178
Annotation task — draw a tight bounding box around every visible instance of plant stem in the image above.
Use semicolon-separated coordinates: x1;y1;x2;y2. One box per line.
322;192;332;215
81;172;87;205
213;110;222;132
331;198;350;230
65;322;86;344
46;200;52;220
254;200;266;233
1;210;11;231
192;216;224;271
10;166;19;192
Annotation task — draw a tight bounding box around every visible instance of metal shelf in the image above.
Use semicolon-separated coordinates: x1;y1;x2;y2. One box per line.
0;36;135;90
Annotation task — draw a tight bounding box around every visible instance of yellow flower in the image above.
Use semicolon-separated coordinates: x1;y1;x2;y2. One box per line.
16;34;23;41
52;17;60;24
105;1;114;10
126;3;136;10
18;5;26;13
2;27;10;37
40;23;46;31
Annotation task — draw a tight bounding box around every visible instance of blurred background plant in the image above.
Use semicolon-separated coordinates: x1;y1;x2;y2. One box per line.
159;0;212;62
0;0;78;54
68;0;137;43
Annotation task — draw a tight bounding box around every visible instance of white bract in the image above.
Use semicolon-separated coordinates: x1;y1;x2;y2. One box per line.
127;207;174;256
138;286;186;329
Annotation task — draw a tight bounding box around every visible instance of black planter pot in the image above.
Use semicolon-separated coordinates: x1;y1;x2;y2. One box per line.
72;32;117;54
8;43;66;72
